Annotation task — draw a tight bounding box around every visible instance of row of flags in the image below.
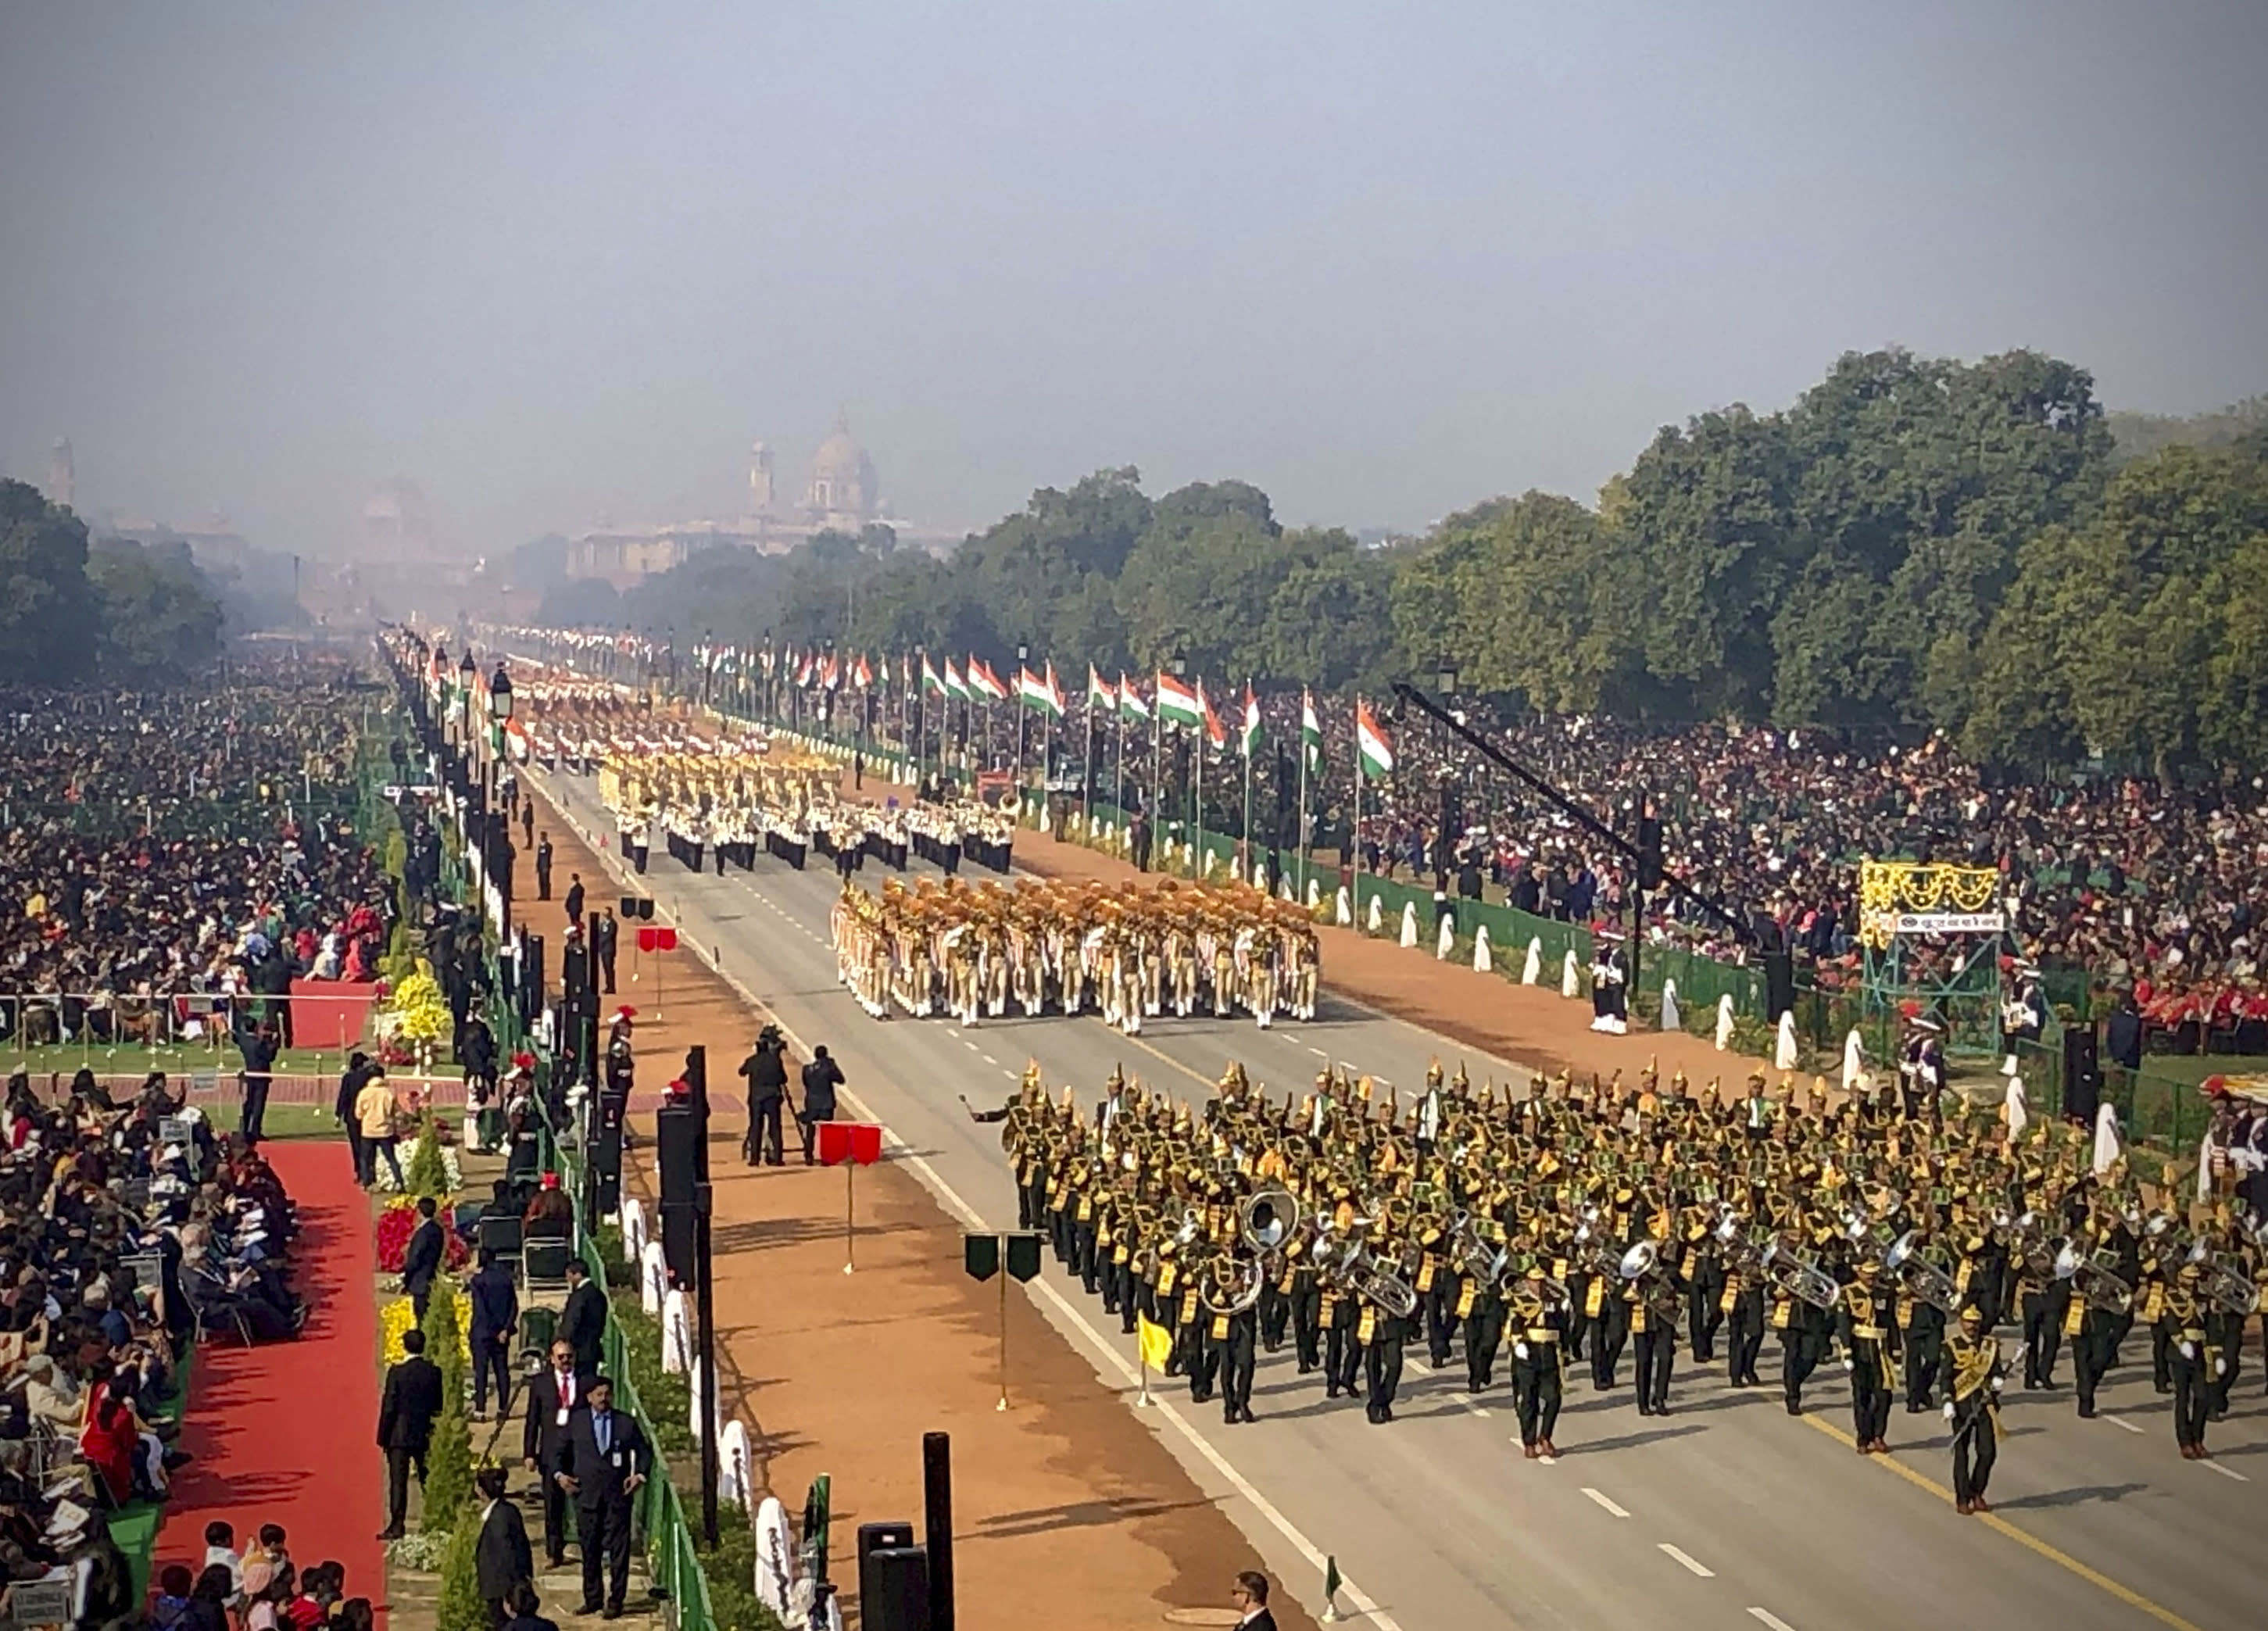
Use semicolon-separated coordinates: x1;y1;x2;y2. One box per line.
492;624;1397;782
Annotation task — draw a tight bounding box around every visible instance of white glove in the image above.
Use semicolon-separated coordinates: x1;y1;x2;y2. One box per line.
2180;1341;2196;1360
1842;1357;1855;1372
1513;1340;1530;1361
1989;1375;2003;1393
2216;1358;2227;1377
1943;1401;1955;1422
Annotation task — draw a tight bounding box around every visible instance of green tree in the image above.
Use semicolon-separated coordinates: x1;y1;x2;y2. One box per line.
88;538;224;680
434;1508;487;1631
0;479;99;685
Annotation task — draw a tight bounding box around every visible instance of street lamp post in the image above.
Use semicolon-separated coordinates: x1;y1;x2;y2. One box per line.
490;663;517;934
1013;643;1029;792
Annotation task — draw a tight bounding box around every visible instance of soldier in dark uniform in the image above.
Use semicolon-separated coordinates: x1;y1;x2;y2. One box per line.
1838;1258;1897;1451
1943;1304;2004;1514
1509;1264;1566;1461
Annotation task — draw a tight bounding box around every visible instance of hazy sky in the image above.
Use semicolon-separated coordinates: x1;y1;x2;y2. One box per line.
4;2;2264;556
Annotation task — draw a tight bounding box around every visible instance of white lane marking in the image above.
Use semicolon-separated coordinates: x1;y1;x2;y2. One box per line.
1002;1069;1019;1080
2203;1460;2248;1483
1658;1543;1715;1579
1748;1609;1796;1631
2102;1414;2145;1434
1307;1046;1329;1057
618;885;1409;1631
1582;1487;1629;1518
981;1053;999;1064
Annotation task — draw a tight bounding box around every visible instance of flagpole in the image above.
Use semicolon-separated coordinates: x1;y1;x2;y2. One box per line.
1353;696;1364;928
1193;696;1205;879
1296;700;1311;903
1242;685;1254;885
1151;688;1162;873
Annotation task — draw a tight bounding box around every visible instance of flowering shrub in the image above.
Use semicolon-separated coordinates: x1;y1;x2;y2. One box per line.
372;1138;462;1196
385;962;453;1044
375;1196;470;1273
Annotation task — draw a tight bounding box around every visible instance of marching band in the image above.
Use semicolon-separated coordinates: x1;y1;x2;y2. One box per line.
997;1055;2268;1504
832;878;1320;1034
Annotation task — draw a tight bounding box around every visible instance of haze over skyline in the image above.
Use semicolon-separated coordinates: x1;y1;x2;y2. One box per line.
3;1;2263;559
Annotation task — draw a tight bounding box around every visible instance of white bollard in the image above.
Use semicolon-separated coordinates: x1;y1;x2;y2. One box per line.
1660;978;1680;1033
719;1420;755;1506
1775;1010;1799;1070
1230;853;1244;882
640;1239;668;1314
1401;901;1420;948
1474;925;1493;974
1715;993;1736;1051
1336;885;1353;925
1436;910;1455;960
1307;878;1322;910
1522;936;1542;985
1561;949;1580;999
661;1287;692;1375
1842;1028;1866;1091
620;1196;648;1266
1367;894;1383;933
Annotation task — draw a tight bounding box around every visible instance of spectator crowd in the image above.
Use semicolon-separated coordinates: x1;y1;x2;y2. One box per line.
0;669;399;1055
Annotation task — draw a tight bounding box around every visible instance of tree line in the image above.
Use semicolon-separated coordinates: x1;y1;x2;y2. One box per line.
537;348;2268;777
0;477;227;684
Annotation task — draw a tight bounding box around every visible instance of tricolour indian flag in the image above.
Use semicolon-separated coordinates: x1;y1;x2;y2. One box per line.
1118;674;1149;721
943;657;968;700
1155;671;1202;728
1200;681;1227;749
1240;684;1262;760
1018;662;1065;719
1301;689;1322;769
1087;665;1114;711
969;657;1010;703
1356;699;1393;782
921;653;944;695
852;654;873;690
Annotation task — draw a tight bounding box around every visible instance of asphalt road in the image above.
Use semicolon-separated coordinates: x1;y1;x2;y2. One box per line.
531;764;2264;1631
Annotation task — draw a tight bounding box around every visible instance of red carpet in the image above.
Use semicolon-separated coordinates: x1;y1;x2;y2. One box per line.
159;1142;388;1618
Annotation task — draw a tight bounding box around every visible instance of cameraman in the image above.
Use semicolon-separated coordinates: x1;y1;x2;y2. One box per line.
738;1025;789;1167
796;1045;845;1165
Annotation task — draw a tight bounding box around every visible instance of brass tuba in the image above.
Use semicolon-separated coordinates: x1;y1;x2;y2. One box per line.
1198;1253;1265;1316
1760;1236;1841;1311
2186;1241;2261;1318
2052;1239;2134;1318
1882;1230;1959;1314
1240;1186;1304;1255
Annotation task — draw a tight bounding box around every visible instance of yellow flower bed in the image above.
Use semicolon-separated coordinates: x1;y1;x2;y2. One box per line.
380;1290;473;1366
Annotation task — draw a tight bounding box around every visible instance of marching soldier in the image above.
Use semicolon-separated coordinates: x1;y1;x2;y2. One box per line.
1837;1257;1897;1452
1510;1263;1567;1460
1943;1303;2005;1514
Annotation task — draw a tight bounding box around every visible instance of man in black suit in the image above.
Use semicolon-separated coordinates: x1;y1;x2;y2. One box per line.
563;874;585;930
555;1376;649;1618
595;910;618;996
376;1329;445;1540
559;1257;608;1375
401;1196;445;1322
535;834;554;901
474;1465;535;1620
1231;1571;1278;1630
468;1250;519;1420
522;1339;596;1568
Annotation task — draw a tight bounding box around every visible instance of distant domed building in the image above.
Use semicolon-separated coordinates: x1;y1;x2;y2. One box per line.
802;414;879;532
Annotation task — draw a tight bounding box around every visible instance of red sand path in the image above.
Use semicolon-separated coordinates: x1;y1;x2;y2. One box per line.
157;1142;388;1616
